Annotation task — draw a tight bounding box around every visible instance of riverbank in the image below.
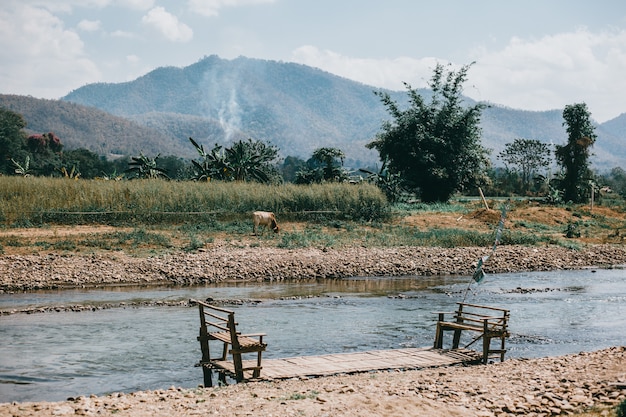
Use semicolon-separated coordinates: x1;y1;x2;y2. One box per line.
2;243;626;292
1;346;624;417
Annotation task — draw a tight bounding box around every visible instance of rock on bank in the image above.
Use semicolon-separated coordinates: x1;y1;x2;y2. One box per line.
2;244;626;292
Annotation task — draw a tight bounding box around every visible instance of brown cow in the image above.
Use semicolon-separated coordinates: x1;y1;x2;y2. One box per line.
252;211;279;235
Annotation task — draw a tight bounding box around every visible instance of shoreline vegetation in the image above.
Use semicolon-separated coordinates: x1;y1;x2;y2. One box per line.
1;178;626;415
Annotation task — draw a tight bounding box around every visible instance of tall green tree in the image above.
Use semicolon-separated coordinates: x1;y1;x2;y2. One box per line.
0;108;28;175
498;138;551;193
295;147;349;184
367;63;490;202
554;103;596;203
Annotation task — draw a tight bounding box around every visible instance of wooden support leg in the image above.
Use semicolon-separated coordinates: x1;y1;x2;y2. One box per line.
482;319;489;364
253;351;263;378
483;336;491;364
233;352;244;382
434;314;444;348
452;329;462;349
202;365;213;387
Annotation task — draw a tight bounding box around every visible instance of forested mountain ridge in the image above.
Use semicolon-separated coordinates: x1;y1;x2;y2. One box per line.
2;55;625;169
0;94;185;158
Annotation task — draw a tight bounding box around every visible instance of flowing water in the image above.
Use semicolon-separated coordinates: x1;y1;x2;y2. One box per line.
1;268;625;403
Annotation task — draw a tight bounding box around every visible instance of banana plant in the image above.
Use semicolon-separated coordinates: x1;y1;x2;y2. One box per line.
11;156;31;177
125;153;169;179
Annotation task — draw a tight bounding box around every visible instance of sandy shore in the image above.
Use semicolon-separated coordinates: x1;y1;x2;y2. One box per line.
1;243;626;415
1;347;624;417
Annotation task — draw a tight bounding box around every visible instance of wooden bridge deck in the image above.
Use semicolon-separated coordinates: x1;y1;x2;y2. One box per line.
207;347;484;382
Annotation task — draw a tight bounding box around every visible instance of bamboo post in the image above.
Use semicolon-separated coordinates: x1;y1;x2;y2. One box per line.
478;187;489;210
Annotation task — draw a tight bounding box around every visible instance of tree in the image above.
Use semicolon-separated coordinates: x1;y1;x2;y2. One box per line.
125;153;170;179
280;156;307;183
554;103;596;203
367;63;490;202
226;138;280;182
295;147;349;184
0;108;28;175
189;137;280;183
498;138;551;193
189;138;229;181
359;159;404;202
61;148;111;179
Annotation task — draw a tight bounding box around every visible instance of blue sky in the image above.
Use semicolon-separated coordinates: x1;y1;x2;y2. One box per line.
1;0;626;122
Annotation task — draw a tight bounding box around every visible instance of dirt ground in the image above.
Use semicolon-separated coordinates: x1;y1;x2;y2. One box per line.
1;205;625;256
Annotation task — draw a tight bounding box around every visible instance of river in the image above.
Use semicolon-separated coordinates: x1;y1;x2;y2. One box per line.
0;268;624;403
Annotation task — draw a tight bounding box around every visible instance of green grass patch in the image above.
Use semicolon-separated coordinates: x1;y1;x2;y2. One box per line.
0;177;389;226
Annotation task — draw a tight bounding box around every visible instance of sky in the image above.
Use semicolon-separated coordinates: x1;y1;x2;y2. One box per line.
1;0;626;123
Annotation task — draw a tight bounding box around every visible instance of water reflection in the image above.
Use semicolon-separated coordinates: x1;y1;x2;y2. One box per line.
0;269;624;403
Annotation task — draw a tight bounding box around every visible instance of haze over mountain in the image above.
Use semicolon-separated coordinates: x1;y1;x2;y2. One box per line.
3;55;625;170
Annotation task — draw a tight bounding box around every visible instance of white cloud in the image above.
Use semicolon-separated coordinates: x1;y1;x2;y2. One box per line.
291;45;444;90
142;6;193;42
77;19;101;32
118;0;155;10
0;4;101;98
469;28;626;122
110;30;136;38
188;0;276;17
291;28;626;123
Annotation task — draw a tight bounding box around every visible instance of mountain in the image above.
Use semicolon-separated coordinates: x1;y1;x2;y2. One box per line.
4;55;625;170
62;55;410;166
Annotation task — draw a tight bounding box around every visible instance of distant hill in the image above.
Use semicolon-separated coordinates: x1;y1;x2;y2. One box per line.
3;55;625;170
0;94;183;158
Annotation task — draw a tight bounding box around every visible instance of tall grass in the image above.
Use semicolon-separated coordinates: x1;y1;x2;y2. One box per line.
0;177;389;226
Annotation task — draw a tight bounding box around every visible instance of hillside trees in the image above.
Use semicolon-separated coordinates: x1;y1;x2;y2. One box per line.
367;63;490;202
555;103;596;203
498;138;551;193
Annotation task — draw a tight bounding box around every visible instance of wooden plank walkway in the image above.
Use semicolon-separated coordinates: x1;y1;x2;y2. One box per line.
208;347;483;382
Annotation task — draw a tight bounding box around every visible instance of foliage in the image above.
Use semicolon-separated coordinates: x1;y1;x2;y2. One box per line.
367;63;491;202
189;137;280;183
555;103;596;203
0;107;27;175
226;138;281;182
60;165;81;180
280;155;307;183
295;147;349;184
597;167;626;198
27;132;62;154
11;156;31;177
60;148;110;179
125;153;170;179
498;138;551;193
359;160;405;203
